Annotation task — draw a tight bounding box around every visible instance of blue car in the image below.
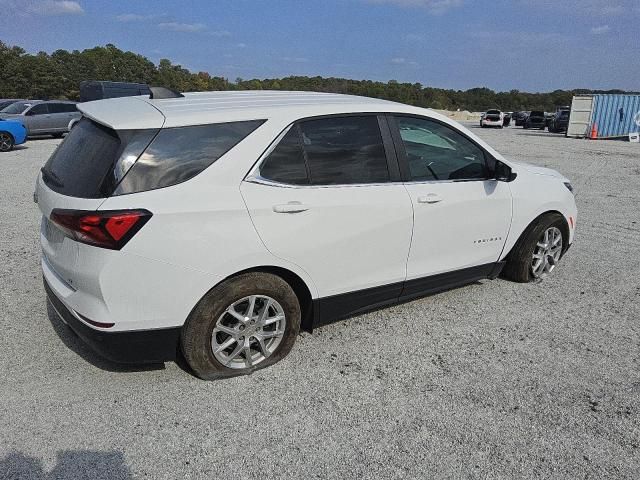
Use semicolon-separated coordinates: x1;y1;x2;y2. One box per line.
0;119;28;152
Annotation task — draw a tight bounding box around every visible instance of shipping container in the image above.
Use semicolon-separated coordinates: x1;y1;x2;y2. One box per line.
566;94;640;139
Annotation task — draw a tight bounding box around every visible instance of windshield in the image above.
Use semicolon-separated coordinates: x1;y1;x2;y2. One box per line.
1;101;33;114
530;111;544;117
486;110;500;115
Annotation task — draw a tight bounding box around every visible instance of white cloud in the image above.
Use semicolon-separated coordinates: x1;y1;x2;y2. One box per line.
283;57;309;63
208;30;231;37
29;0;83;15
391;57;418;66
519;0;628;16
590;24;610;34
116;13;155;22
364;0;462;13
158;22;206;33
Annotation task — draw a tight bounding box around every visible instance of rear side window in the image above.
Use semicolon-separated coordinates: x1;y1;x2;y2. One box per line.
259;115;389;186
48;103;76;113
114;120;265;195
42;118;156;198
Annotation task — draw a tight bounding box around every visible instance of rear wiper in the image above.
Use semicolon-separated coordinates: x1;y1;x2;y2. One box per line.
40;166;64;188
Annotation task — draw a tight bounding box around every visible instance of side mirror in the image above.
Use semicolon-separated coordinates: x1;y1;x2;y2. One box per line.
494;161;517;182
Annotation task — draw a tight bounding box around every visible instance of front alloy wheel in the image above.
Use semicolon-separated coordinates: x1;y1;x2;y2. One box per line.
531;226;563;279
0;132;14;152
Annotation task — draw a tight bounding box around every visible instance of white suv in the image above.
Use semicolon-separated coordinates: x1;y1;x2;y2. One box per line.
37;91;577;379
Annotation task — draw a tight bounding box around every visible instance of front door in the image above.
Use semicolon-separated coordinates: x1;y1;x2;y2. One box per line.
389;115;512;285
241;115;413;317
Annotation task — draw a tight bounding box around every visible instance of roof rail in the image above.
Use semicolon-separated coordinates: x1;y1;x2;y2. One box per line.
149;87;184;99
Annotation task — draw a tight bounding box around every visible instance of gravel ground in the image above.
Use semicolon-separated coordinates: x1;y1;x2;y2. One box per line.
1;126;639;479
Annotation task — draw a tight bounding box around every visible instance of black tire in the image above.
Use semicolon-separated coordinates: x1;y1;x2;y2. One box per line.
501;213;567;283
181;272;301;380
0;131;14;152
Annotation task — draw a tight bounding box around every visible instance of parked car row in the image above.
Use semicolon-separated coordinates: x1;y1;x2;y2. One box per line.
483;108;571;135
0;99;82;151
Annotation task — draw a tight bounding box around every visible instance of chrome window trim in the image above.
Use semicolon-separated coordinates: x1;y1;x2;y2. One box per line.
245;174;404;189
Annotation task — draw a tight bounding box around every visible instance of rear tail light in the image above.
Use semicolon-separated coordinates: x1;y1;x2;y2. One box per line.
50;209;152;250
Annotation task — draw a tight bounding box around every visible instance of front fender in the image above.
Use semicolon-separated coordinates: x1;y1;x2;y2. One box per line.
501;172;577;259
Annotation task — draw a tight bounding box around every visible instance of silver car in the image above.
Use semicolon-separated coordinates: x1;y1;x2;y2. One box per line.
0;100;81;137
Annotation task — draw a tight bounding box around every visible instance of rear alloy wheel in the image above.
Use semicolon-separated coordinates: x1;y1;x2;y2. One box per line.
0;132;14;152
211;295;286;369
181;272;300;380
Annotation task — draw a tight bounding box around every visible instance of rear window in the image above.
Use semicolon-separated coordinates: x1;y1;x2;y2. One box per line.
42;118;156;198
530;111;544;117
486;110;500;115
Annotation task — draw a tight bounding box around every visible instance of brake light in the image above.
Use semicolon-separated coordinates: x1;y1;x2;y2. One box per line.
50;209;152;250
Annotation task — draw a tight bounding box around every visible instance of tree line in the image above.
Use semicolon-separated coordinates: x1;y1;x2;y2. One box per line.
0;41;633;112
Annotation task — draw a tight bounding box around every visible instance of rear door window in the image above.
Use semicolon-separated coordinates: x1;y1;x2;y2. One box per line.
259;127;309;185
28;104;49;115
300;116;389;185
258;115;390;186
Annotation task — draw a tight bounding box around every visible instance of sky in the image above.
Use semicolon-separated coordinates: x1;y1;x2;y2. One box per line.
2;0;639;92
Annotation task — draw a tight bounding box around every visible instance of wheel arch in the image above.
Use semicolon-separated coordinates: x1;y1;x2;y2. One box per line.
504;210;570;260
0;130;15;141
0;130;15;151
194;265;315;334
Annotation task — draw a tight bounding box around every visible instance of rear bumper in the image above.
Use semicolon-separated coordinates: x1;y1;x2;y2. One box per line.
44;277;181;364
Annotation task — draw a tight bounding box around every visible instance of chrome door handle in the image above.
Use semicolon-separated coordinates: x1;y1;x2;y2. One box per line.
273;202;309;214
417;194;443;204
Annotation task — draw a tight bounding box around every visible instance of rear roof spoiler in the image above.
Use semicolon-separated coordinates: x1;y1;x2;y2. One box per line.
149;87;184;99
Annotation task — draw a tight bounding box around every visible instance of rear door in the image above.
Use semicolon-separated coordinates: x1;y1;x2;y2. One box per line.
241;115;413;313
24;103;51;134
48;103;78;132
389;115;512;287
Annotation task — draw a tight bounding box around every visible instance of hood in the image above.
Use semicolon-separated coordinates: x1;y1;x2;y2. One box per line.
509;160;569;181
